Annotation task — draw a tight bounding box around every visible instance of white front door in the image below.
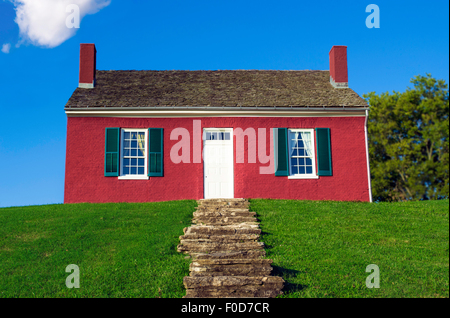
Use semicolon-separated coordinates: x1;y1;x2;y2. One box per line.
203;128;234;199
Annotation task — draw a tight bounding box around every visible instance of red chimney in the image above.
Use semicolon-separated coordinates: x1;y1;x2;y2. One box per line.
79;44;96;88
329;46;348;88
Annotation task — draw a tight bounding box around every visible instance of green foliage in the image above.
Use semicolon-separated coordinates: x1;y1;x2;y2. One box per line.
364;74;449;201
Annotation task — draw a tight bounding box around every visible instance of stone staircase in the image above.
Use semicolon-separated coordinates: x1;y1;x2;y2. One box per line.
177;198;284;298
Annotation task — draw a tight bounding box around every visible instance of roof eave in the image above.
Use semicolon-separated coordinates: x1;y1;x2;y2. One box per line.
64;106;369;118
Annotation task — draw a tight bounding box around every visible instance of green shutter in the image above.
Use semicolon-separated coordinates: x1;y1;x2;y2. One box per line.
316;128;332;176
273;128;289;176
148;128;163;177
105;128;120;177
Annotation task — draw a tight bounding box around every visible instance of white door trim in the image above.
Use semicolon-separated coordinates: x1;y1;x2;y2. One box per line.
203;128;234;199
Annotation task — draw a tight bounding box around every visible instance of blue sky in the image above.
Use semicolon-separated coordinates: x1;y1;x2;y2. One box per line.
0;0;448;207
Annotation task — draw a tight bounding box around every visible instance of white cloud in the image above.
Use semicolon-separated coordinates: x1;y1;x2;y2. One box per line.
2;43;12;54
11;0;110;48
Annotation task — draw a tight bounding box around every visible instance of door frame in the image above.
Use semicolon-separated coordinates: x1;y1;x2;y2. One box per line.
203;127;234;199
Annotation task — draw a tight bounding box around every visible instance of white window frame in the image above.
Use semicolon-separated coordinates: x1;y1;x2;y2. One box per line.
287;128;319;179
118;128;149;180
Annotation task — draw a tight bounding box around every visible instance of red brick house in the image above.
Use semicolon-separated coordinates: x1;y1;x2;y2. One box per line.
64;44;372;203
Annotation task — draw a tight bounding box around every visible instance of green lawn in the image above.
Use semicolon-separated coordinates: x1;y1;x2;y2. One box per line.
1;199;448;298
0;201;196;298
250;199;449;298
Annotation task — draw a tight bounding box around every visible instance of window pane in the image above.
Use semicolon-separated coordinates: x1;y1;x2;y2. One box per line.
124;132;130;140
137;133;145;156
290;133;298;146
299;158;305;166
138;158;144;166
291;158;297;166
131;158;137;166
289;132;298;158
301;132;313;157
123;165;129;174
131;167;137;175
212;132;217;140
131;149;137;156
124;140;130;148
298;166;305;174
131;140;137;148
138;167;144;175
206;132;211;140
290;158;298;175
123;149;130;156
306;158;312;166
290;147;298;157
225;132;230;140
123;158;130;166
299;149;305;156
306;166;313;174
130;132;137;140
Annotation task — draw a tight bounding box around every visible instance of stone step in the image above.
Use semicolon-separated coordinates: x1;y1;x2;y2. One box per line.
191;259;273;266
198;198;248;202
184;286;283;298
180;238;258;245
193;210;255;217
192;250;266;260
188;260;274;276
177;241;265;253
192;222;260;227
183;275;284;289
195;205;250;209
180;233;260;242
184;225;261;236
189;260;273;276
190;269;272;277
198;201;250;208
196;205;250;210
196;205;250;211
192;217;257;225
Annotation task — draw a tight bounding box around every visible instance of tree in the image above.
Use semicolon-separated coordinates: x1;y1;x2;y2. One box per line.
364;74;449;201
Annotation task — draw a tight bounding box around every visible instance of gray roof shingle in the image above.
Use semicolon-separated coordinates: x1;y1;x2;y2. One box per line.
65;70;368;109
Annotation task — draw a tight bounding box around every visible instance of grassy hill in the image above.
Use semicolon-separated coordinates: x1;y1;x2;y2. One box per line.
251;199;449;298
0;199;448;298
0;201;196;297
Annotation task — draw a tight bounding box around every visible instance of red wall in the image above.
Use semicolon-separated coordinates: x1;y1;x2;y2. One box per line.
64;116;370;203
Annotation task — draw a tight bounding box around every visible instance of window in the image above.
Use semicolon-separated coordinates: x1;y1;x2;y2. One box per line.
273;127;331;178
205;131;231;141
119;129;148;180
288;129;318;179
104;127;164;178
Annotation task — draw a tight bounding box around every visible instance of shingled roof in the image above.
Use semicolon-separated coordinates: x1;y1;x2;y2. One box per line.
65;70;368;109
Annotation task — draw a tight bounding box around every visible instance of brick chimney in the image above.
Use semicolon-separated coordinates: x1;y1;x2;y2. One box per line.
79;44;96;88
329;45;348;88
